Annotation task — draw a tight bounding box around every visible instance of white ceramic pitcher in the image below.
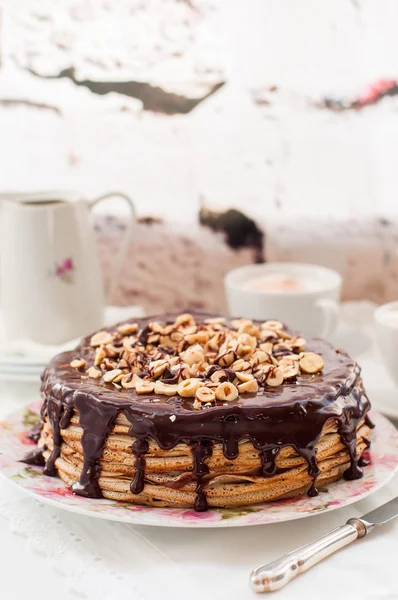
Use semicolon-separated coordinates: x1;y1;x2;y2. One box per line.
0;191;136;344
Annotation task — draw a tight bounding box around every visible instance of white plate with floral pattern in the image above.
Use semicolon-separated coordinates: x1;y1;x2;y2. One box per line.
0;402;397;528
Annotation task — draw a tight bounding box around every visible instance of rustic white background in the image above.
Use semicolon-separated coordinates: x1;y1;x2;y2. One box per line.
1;0;398;311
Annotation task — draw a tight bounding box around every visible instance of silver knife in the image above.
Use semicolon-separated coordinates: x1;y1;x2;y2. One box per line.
250;496;398;593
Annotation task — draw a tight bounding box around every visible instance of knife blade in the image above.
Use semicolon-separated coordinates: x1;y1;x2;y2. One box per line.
250;496;398;593
358;496;398;528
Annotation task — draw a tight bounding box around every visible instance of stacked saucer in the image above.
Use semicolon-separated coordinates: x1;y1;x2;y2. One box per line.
0;306;144;383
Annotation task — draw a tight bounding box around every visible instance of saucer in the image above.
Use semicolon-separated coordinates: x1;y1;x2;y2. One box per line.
0;305;144;383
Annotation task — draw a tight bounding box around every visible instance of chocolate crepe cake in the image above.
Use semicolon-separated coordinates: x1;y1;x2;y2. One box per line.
26;312;373;511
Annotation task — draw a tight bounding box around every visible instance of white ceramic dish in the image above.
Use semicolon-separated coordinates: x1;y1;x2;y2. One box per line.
0;402;397;528
0;305;144;383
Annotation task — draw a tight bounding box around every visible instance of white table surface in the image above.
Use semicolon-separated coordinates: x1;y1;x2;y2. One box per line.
1;303;398;600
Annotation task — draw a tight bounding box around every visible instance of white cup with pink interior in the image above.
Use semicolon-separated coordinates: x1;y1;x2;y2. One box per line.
224;263;342;338
375;301;398;390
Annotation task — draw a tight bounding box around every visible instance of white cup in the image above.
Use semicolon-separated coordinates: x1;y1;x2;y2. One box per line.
375;301;398;389
224;263;341;338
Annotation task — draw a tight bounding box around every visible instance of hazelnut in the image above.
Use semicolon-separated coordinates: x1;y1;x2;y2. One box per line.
259;342;274;354
86;366;101;379
185;331;209;345
299;352;324;374
235;371;255;383
266;367;284;387
122;337;135;351
193;399;202;410
262;320;283;331
290;337;306;352
204;317;226;325
179;365;193;381
175;313;195;327
154;381;178;396
231;318;251;330
281;364;299;379
237;379;259;394
181;347;204;367
250;350;270;366
235;343;254;358
117;322;139;335
103;344;120;358
215;381;239;402
170;330;184;342
162;324;175;335
210;369;229;383
149;359;169;378
195;386;216;403
159;335;175;349
102;357;117;371
237;333;257;351
278;329;292;340
237;322;260;338
136;379;155;394
103;369;123;383
121;373;138;389
231;359;251;372
217;350;235;368
90;331;113;347
278;354;300;365
260;329;278;341
254;364;273;377
207;333;224;352
70;358;86;369
177;378;203;398
148;321;163;333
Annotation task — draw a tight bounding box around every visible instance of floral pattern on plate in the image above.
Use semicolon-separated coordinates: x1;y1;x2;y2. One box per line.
0;401;397;528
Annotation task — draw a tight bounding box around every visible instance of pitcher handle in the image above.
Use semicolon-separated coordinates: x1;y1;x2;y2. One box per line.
90;192;136;303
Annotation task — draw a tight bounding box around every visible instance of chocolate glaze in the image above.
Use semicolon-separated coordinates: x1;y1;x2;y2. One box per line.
130;439;149;495
21;446;46;466
28;421;43;444
26;312;372;511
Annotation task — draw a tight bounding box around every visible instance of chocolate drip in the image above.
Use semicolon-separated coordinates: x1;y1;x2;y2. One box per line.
28;421;43;443
194;482;208;512
131;439;149;495
43;397;64;476
21;446;46;466
260;447;280;477
307;481;319;497
191;441;213;512
192;441;213;477
338;386;370;481
71;393;118;498
365;414;375;430
358;456;370;467
138;326;151;346
31;312;372;511
299;447;320;496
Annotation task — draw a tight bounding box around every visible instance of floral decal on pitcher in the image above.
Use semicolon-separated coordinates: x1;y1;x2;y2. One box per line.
52;257;75;283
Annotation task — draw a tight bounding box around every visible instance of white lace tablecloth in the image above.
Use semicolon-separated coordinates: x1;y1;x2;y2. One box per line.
1;302;398;600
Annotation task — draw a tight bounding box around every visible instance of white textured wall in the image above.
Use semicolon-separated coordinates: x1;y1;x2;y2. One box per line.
1;0;398;223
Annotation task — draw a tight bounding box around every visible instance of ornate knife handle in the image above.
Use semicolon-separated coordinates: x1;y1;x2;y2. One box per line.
250;519;367;593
